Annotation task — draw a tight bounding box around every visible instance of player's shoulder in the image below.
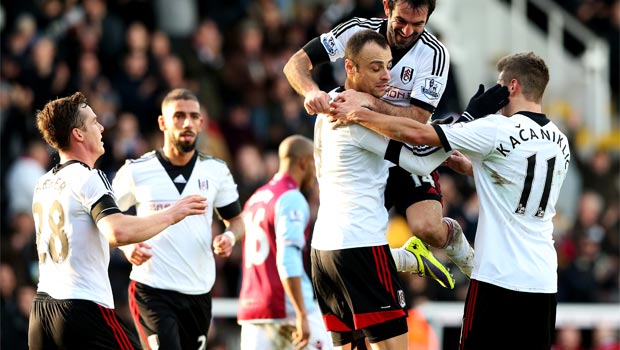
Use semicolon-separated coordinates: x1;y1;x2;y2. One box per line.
124;150;158;165
115;151;158;178
331;17;385;37
196;151;233;172
415;29;450;66
196;151;227;164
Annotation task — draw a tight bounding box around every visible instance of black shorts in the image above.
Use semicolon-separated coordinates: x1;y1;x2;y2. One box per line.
128;281;212;350
28;292;140;350
311;246;408;345
460;279;557;350
385;166;443;216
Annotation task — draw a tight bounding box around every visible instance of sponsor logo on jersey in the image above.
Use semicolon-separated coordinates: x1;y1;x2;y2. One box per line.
322;34;338;56
400;66;414;83
149;203;172;211
398;289;406;308
422;78;442;99
382;85;410;105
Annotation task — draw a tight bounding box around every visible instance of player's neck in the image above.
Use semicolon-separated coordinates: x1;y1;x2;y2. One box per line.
59;151;97;168
161;146;195;166
506;99;542;116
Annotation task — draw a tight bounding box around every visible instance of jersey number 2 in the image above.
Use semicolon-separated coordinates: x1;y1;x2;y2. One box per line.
32;200;69;263
515;154;556;218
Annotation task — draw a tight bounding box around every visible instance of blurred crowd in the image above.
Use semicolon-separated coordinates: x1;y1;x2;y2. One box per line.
0;0;618;349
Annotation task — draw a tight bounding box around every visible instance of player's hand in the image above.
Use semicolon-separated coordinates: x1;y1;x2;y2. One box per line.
442;150;473;176
328;98;364;129
168;195;207;224
462;84;509;120
127;242;152;266
333;89;374;109
212;232;234;257
304;90;331;115
292;316;310;350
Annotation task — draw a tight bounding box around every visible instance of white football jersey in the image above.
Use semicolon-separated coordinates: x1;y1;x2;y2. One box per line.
320;17;450;109
33;161;116;308
112;151;240;294
438;113;570;292
312;88;450;250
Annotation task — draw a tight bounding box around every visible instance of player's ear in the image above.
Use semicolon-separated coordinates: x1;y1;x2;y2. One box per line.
157;115;166;131
345;58;355;74
382;0;390;16
71;128;83;141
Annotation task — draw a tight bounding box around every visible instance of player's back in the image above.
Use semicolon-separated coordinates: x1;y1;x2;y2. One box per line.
33;161;114;308
460;113;570;292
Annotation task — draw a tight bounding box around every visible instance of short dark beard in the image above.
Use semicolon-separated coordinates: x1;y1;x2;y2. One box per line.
173;139;195;153
388;26;416;50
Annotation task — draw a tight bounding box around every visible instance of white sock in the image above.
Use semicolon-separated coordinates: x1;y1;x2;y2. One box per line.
391;248;419;273
443;218;474;277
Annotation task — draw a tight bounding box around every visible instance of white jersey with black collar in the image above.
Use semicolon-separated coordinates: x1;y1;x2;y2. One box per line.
112;151;240;295
435;113;570;293
319;17;450;110
33;161;117;308
312;88;450;250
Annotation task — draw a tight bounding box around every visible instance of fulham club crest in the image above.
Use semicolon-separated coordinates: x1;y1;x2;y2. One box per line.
400;66;414;83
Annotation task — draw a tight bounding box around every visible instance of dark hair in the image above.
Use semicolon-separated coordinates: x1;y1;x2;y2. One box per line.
386;0;436;18
161;88;199;110
36;92;88;151
497;52;549;103
345;30;390;63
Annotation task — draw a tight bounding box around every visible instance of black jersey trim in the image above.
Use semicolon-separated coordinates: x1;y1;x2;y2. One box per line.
97;170;113;192
384;140;404;165
332;17;384;38
517;111;550;126
432;124;452;152
410;98;435;113
405;143;444;156
303;37;330;67
216;200;242;220
91;194;121;223
419;31;446;76
52;160;91;174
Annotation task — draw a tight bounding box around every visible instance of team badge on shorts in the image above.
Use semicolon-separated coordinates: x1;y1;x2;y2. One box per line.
422;78;442;99
400;66;414;83
397;290;406;308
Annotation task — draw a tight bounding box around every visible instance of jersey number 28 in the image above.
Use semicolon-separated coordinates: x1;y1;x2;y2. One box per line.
32;200;69;264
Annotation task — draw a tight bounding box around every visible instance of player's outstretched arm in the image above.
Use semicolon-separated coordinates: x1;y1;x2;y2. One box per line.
330;98;440;146
283;49;330;115
334;89;431;123
99;194;207;247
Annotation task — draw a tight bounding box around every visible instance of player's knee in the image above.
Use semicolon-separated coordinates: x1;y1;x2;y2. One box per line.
408;219;444;247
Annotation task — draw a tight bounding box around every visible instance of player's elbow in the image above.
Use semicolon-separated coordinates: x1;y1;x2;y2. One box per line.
98;215;132;247
283;50;309;79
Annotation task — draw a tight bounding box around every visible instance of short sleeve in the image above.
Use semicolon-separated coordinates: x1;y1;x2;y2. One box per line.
111;161;137;212
440;115;501;159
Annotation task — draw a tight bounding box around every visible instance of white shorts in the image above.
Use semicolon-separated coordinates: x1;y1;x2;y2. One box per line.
240;308;332;350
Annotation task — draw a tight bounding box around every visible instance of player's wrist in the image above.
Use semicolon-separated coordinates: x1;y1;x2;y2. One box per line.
223;230;236;246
